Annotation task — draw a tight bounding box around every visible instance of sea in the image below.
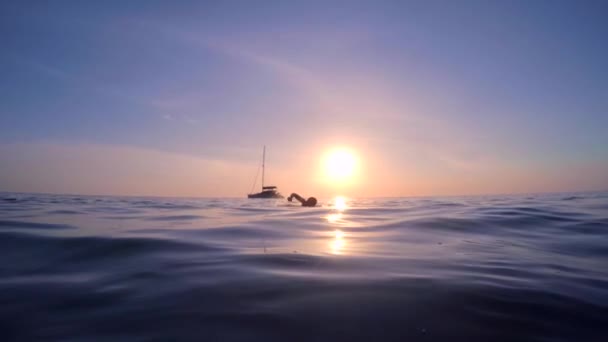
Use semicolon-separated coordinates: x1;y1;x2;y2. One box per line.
1;191;607;341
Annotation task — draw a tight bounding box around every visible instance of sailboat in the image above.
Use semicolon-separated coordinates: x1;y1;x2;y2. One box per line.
247;146;283;199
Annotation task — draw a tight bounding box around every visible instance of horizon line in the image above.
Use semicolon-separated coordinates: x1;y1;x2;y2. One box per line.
1;189;606;201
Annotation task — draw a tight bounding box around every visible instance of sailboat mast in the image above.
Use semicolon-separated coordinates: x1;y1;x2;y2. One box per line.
261;145;265;189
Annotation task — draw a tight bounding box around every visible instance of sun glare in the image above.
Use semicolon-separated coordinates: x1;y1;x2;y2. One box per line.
323;149;358;183
334;196;347;211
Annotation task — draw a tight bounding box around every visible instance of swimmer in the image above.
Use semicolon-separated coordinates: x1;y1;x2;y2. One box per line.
287;193;317;207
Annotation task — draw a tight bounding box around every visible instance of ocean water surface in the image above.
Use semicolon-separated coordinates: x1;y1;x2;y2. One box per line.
1;192;607;341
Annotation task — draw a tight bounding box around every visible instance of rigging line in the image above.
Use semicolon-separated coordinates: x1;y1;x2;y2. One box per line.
249;163;261;194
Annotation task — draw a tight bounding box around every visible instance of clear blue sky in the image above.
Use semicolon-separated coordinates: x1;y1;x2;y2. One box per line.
1;1;607;196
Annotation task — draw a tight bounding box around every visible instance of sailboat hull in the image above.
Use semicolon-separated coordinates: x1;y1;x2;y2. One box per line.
248;190;283;199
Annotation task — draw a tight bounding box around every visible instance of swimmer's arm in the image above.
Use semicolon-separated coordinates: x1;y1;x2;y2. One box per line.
288;193;306;204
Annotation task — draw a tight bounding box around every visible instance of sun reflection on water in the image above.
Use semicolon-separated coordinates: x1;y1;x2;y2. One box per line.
325;196;348;224
330;229;345;255
334;196;347;211
326;212;343;223
327;196;349;254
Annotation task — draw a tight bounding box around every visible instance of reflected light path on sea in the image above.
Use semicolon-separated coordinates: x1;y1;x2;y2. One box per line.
327;196;349;255
330;229;345;255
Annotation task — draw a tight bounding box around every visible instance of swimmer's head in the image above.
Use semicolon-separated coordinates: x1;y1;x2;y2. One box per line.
304;197;317;207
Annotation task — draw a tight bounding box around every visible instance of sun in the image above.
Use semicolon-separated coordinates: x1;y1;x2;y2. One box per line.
323;149;358;183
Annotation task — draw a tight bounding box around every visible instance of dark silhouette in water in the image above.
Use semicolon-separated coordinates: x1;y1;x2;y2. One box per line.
288;193;317;207
247;146;283;199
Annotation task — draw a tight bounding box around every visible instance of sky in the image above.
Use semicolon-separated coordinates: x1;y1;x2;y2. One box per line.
1;0;607;197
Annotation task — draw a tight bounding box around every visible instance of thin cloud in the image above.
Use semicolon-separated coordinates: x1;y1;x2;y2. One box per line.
161;113;199;124
0;142;254;197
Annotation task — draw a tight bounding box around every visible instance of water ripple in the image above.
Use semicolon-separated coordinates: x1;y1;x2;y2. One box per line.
0;191;606;340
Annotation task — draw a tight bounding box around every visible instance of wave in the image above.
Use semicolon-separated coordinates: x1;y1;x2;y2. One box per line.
0;191;607;341
0;219;76;230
